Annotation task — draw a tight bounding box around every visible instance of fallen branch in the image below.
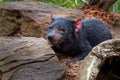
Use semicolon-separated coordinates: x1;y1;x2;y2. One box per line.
81;0;89;4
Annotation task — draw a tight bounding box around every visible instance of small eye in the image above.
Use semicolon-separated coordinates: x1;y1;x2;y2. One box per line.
58;28;66;34
60;28;66;32
59;27;66;32
48;26;53;29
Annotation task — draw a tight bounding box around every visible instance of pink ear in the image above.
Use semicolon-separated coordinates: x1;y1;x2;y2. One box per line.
74;19;82;32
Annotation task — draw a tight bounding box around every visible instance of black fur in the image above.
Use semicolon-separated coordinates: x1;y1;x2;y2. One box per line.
47;18;112;62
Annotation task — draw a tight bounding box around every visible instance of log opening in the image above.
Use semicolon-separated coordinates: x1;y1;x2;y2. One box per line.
96;56;120;80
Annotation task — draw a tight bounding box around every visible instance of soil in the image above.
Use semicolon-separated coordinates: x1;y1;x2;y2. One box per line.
57;54;81;80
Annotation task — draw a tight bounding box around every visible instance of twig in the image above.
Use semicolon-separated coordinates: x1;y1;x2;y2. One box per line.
81;0;89;4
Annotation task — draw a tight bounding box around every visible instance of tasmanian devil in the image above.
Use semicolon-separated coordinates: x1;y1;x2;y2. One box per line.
47;17;112;62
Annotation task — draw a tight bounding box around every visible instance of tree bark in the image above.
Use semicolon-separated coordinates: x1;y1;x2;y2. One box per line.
89;0;117;10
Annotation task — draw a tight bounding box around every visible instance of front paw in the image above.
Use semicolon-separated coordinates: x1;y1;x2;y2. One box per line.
65;60;74;66
65;58;79;67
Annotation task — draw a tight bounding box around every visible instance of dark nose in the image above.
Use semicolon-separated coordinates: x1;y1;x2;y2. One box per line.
47;34;54;40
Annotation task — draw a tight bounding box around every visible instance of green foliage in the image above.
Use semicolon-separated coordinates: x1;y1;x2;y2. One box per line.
0;0;21;3
110;0;120;13
0;0;120;13
39;0;84;8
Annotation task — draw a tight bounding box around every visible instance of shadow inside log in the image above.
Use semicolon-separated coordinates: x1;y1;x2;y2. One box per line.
96;56;120;80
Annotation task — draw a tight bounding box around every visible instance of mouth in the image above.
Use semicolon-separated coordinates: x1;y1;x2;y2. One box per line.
49;39;58;45
48;34;63;45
